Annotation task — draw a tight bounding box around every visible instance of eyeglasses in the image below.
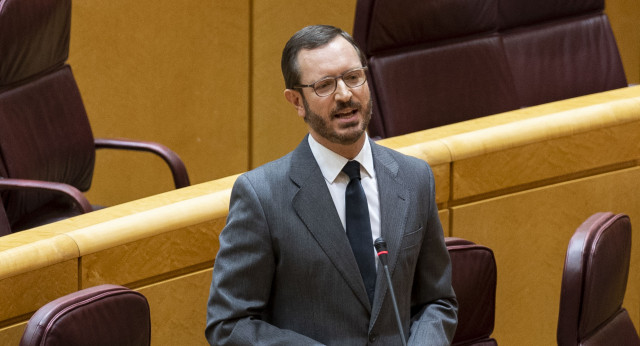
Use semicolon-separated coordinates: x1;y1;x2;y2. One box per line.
295;67;368;97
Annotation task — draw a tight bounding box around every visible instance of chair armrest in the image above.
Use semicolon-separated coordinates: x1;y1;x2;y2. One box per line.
0;178;93;213
94;138;190;189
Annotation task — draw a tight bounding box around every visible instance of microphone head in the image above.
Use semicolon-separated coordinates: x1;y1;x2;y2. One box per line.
374;237;387;253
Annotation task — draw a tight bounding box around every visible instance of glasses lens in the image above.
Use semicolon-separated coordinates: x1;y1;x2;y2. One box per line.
313;78;336;97
309;68;367;97
343;69;367;88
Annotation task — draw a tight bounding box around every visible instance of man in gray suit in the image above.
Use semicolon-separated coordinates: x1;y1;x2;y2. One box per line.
206;25;457;345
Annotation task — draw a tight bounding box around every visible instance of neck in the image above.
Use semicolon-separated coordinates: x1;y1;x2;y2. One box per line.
310;133;366;160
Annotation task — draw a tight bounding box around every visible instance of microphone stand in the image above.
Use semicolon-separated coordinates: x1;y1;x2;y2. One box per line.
374;238;407;346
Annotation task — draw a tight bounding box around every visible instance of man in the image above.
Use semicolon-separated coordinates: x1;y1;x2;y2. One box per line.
206;25;457;345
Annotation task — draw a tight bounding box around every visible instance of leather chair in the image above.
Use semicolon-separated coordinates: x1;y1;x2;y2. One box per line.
446;237;498;345
353;0;627;139
557;212;640;346
20;284;151;346
0;0;190;232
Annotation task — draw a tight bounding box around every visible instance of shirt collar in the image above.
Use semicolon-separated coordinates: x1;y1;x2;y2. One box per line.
308;133;375;184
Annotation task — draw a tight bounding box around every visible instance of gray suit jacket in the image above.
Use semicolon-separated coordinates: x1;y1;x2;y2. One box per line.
206;136;457;345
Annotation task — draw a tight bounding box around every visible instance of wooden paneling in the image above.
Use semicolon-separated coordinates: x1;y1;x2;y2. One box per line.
438;209;450;237
0;259;78;321
139;269;212;346
79;220;222;288
0;322;27;345
452;118;640;200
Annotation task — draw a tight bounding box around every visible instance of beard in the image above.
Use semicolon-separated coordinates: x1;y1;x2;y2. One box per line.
302;96;372;145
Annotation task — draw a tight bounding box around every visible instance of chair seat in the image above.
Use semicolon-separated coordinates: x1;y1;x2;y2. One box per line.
11;199;84;231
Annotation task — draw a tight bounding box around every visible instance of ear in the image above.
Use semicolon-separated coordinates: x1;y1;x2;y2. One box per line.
284;89;306;118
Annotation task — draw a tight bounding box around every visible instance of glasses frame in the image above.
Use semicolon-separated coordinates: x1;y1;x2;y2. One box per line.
294;66;368;97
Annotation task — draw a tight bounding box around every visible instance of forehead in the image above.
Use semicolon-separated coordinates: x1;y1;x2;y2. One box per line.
296;36;361;82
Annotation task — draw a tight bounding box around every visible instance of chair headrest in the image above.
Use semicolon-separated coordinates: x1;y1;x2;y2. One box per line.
499;0;603;29
354;0;605;55
355;0;498;55
0;0;71;89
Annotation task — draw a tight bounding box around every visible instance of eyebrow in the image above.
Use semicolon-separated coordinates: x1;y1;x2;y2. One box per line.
305;66;364;83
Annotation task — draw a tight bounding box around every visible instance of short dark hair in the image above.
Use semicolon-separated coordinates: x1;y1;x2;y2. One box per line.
281;25;367;89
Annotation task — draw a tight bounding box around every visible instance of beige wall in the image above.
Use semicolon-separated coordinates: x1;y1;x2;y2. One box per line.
251;1;357;168
71;1;251;206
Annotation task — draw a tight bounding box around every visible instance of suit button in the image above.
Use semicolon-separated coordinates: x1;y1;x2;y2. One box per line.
369;333;377;343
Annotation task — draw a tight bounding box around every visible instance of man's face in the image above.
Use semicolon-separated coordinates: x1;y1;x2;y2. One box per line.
288;36;372;147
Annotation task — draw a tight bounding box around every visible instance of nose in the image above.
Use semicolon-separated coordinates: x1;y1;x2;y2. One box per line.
334;78;352;101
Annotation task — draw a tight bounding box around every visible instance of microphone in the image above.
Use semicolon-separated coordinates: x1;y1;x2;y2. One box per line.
374;238;407;346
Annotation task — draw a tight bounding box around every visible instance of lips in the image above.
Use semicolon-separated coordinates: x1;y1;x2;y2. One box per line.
334;108;358;118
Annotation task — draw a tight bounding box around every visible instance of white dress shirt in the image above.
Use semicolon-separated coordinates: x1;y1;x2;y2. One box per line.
307;134;381;246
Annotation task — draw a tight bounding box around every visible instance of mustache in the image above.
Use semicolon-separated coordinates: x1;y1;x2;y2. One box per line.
332;100;361;115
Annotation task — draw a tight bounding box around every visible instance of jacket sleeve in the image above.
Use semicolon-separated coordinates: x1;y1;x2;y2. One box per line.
407;162;458;346
205;174;324;346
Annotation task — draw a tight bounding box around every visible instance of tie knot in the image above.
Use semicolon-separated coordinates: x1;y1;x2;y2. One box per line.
342;161;361;180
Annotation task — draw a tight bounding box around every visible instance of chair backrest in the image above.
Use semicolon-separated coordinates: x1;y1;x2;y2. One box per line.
20;284;151;346
353;0;627;138
0;198;10;236
557;212;640;346
446;237;498;345
500;0;627;108
0;0;70;90
0;0;96;228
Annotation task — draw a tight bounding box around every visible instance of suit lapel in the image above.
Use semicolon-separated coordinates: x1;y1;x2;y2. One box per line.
289;136;372;310
369;141;410;327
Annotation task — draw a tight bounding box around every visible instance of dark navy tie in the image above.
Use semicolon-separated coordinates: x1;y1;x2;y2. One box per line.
342;160;376;304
